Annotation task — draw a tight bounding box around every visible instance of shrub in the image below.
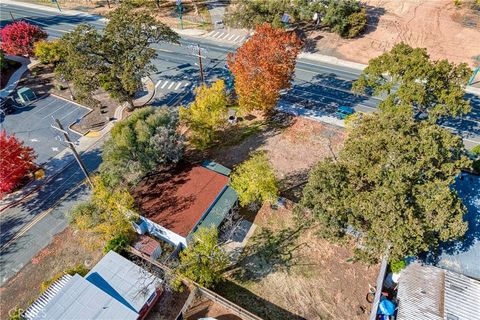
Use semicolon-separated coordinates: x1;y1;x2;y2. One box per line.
0;130;37;195
471;145;480;156
390;259;407;273
323;0;367;38
230;151;279;206
34;39;64;65
0;21;47;56
40;265;89;293
104;234;130;254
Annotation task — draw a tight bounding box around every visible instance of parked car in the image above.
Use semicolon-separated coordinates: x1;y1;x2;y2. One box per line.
0;97;16;115
336;105;355;119
214;20;224;29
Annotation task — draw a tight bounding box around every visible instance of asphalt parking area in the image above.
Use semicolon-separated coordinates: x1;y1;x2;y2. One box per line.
0;94;89;165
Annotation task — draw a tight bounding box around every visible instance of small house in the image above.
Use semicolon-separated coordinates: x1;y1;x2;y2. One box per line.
23;251;162;320
132;161;238;247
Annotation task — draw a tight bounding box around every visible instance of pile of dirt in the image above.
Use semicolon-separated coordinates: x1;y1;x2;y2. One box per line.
308;0;480;66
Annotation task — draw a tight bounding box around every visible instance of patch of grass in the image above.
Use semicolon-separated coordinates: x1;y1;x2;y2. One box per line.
40;264;90;293
214;280;304;320
217;121;265;147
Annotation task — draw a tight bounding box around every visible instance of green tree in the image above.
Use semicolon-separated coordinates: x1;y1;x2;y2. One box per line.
57;3;179;108
100;107;184;189
68;176;137;245
225;0;290;29
179;80;228;149
175;227;228;288
230;151;279;206
323;0;367;38
34;39;64;66
300;111;470;262
352;43;472;120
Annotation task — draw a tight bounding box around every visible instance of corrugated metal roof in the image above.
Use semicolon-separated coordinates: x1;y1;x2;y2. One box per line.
23;274;73;320
397;262;444;320
24;274;138;320
397;262;480;320
86;251;161;313
187;186;238;243
444;270;480;320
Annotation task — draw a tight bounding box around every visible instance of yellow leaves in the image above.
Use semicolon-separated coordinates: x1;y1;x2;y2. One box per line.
180;80;228;149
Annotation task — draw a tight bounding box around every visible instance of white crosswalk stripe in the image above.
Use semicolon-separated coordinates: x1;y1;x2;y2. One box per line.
206;30;247;44
155;80;192;95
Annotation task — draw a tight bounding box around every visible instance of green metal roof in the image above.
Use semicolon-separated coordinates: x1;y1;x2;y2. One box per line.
202;160;231;176
187;186;238;243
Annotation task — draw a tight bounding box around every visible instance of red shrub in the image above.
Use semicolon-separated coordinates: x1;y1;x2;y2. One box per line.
0;130;37;195
0;21;47;56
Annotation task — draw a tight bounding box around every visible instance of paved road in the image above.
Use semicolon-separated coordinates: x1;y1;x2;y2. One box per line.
1;2;479;286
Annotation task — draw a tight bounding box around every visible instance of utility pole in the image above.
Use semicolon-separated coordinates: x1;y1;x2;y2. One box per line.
198;46;204;83
187;44;207;84
51;118;94;188
51;0;62;12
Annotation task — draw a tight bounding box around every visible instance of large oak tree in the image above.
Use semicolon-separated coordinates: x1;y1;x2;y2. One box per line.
300;111;470;262
352;43;472;120
57;3;179;108
227;23;301;114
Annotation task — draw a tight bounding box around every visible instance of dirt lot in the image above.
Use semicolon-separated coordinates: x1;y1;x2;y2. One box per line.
0;228;104;318
216;201;379;320
208;115;345;185
309;0;480;67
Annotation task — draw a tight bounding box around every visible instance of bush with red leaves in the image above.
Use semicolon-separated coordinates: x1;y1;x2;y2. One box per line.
0;21;47;56
0;130;37;195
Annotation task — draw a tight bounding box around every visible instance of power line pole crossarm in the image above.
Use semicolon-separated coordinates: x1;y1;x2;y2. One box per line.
51;118;94;189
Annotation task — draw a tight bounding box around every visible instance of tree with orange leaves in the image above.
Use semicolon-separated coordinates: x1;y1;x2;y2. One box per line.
227;23;301;114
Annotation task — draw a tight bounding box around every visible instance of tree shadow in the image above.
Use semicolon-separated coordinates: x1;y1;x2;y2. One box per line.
229;225;306;283
0;147;103;246
421;173;480;279
360;5;386;37
214;280;306;320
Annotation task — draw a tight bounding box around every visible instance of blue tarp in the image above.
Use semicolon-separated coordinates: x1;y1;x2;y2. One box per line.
378;297;396;316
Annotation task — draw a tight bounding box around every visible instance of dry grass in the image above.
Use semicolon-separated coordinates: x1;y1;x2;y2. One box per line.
216;202;379;320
